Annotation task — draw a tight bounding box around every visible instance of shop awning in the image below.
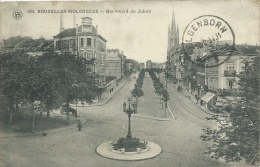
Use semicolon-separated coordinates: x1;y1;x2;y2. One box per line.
201;92;215;103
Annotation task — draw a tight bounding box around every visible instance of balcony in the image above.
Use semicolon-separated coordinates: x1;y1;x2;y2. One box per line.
224;70;236;77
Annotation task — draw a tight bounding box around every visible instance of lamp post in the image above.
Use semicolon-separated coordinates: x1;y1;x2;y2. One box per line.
123;98;137;140
161;96;164;109
72;81;79;118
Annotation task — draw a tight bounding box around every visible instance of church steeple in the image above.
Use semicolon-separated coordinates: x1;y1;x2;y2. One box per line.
168;9;179;47
171;8;176;34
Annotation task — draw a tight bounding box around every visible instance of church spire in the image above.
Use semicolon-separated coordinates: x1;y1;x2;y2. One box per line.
171;8;176;33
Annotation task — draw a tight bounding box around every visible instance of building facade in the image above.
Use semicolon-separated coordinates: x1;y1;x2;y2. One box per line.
126;62;132;73
167;9;181;84
139;63;145;70
205;44;259;92
53;17;107;84
146;60;152;69
106;49;126;79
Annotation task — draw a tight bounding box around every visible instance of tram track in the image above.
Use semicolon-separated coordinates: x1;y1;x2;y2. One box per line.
159;78;217;127
169;88;216;126
168;99;209;127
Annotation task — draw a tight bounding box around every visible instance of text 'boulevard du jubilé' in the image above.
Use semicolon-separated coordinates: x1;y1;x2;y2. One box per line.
105;9;151;13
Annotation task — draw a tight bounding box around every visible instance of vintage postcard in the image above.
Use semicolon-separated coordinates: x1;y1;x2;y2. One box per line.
0;1;259;167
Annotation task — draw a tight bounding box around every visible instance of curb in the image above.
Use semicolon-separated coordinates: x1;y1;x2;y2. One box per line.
0;117;87;138
133;114;172;121
167;105;176;119
71;78;130;107
96;141;162;161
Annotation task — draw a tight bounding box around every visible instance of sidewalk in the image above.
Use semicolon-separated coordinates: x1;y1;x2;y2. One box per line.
0;114;87;138
168;82;228;116
173;82;213;114
156;73;220;116
70;78;130;107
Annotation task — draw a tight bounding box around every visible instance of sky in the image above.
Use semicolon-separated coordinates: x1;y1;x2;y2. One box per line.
0;0;259;63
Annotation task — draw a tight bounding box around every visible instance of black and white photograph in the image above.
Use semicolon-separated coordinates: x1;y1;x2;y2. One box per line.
0;0;259;166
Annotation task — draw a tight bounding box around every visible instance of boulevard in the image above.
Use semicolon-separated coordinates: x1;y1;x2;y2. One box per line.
0;73;241;167
0;2;258;166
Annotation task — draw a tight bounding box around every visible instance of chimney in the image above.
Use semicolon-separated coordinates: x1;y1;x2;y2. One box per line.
96;25;98;34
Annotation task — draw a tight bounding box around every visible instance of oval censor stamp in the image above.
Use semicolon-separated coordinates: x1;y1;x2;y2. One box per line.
182;15;235;68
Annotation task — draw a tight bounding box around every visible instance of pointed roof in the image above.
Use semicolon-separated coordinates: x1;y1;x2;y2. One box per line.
171;8;176;33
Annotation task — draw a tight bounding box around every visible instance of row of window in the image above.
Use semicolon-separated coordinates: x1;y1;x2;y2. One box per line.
55;37;106;51
55;39;76;49
206;77;234;89
80;37;106;50
80;38;92;47
205;62;235;74
226;62;234;71
79;51;106;60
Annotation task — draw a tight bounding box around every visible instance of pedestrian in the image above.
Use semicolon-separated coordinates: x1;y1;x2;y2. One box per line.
77;120;82;131
195;94;199;104
200;99;203;106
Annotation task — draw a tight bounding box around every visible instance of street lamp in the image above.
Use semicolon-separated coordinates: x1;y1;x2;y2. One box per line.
123;98;137;139
72;82;79;118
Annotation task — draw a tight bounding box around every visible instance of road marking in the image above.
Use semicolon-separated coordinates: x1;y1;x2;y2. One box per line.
167;105;176;119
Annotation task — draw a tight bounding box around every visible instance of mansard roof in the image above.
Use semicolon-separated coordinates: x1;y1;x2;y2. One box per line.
235;45;260;55
53;28;76;38
53;26;107;42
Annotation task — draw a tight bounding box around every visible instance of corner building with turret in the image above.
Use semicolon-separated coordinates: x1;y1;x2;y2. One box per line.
53;17;107;85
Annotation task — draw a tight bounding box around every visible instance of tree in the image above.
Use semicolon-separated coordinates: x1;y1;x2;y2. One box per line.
35;52;68;118
201;56;259;165
131;70;145;98
0;51;32;124
35;52;97;120
0;50;97;130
